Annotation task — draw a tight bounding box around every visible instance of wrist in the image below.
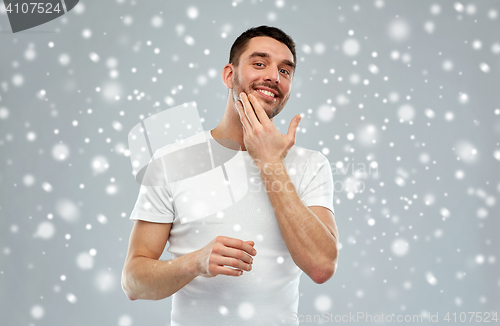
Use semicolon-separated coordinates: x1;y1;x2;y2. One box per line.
185;249;202;277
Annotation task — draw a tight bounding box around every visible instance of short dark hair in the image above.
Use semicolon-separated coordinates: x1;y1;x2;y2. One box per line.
229;26;296;69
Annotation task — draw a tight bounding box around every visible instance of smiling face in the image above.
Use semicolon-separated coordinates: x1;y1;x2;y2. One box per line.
228;36;295;120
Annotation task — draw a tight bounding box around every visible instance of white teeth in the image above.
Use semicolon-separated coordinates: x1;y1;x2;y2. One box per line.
257;89;275;97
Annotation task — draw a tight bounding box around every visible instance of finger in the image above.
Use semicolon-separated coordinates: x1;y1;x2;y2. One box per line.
248;93;270;126
287;114;302;143
213;255;252;271
221;237;257;256
211;265;244;277
245;240;255;247
235;100;251;134
240;92;260;129
216;246;253;264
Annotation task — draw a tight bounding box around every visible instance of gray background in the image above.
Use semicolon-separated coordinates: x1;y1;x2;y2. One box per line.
1;0;499;325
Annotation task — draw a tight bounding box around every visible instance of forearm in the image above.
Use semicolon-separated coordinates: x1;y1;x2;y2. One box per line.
260;161;338;281
122;250;200;301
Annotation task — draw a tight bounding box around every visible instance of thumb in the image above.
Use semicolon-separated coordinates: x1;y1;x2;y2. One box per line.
287;114;302;142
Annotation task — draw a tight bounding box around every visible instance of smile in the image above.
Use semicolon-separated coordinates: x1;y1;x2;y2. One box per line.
256;89;277;101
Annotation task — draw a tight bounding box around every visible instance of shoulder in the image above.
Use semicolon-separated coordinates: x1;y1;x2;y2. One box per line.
286;145;329;166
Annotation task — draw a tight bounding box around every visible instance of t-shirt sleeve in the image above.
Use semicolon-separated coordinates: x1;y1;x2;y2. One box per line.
129;184;176;223
129;152;176;223
299;152;335;214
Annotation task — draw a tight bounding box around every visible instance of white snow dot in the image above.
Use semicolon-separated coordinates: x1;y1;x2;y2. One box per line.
455;141;477;164
23;174;35;187
426;272;438;285
391;238;409;256
34;221;55;240
458;93;469;104
219;305;229;316
238;302;255;320
66;293;77;303
454;2;464;12
314;43;326;54
424;21;435;34
42;182;53;192
314;295;332;312
430;4;441;15
494;150;500;161
388;19;410;41
440;207;451;218
89;52;100;62
398;104;415;122
118;315;132;326
0;107;9;120
342;38;360;56
151;15;163;28
52;143;70;161
91;156;109;173
479;63;490;73
97;214;108;224
95;270;116;292
123;15;133;26
12;74;24;86
455;170;465;180
56;199;80;222
424;108;435;119
184;35;195;46
472;40;482;50
442;60;453;71
491;43;500;54
59;53;70;66
24;47;36;61
317;104;335;122
368;64;379;74
30;305;44;319
488;9;498;20
476;207;488;219
444;111;454;121
465;4;476;15
106;184;117;195
82;29;92;39
76;252;94;270
187;6;199;19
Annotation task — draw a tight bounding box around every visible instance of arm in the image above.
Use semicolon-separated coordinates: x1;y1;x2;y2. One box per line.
121;220;257;301
121;220;198;300
260;162;339;284
234;92;338;284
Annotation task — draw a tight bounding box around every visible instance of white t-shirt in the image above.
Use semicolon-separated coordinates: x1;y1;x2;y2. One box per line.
130;130;335;326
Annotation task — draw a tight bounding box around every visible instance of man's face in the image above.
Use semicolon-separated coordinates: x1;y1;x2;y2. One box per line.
230;36;295;120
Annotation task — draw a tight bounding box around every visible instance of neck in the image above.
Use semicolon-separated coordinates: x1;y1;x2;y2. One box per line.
211;95;275;152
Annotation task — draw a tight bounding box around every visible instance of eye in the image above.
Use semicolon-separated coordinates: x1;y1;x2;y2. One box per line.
279;69;290;75
254;62;264;67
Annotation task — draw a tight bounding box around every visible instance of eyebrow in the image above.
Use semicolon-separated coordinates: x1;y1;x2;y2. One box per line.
248;52;296;70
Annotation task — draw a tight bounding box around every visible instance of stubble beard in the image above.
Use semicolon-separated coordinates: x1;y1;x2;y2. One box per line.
231;71;283;120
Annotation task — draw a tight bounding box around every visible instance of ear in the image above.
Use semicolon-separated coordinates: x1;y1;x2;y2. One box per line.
222;63;234;89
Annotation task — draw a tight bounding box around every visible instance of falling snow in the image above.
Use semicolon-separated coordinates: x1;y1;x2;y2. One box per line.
1;1;498;325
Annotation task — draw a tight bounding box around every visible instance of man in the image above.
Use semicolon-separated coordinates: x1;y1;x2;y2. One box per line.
122;26;339;325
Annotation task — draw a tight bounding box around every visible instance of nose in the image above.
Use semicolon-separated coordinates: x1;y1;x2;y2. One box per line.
264;66;280;84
